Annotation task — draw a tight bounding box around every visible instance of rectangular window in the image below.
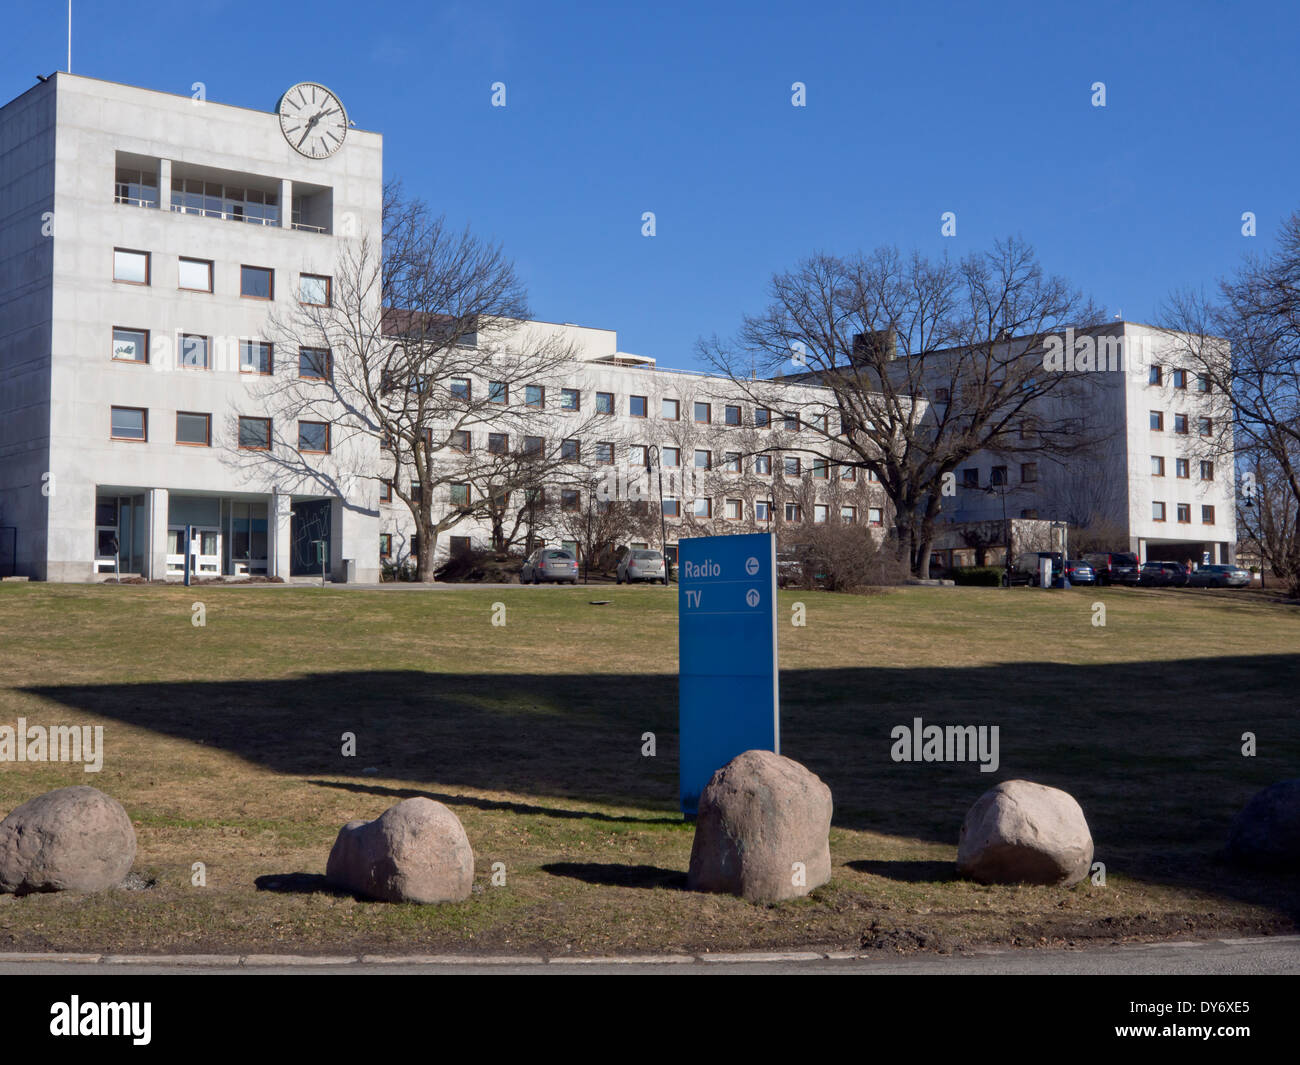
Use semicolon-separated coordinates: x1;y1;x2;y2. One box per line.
300;274;331;306
1151;456;1165;476
596;441;615;465
663;447;680;467
868;508;883;526
694;401;711;424
840;464;857;482
561;438;581;461
1020;462;1038;483
489;381;508;404
114;166;158;207
1020;509;1039;519
523;435;544;457
1177;503;1191;523
451;430;471;453
813;504;828;523
241;265;274;300
112;327;148;363
783;412;800;432
694;449;711;469
180;334;210;370
110;406;147;441
840;505;856;523
693;498;712;518
450;536;472;555
1153;501;1166;522
662;498;680;517
783;456;801;476
1149;365;1163;385
1196;373;1211;393
725;404;741;426
784;502;802;522
663;398;680;420
630;395;647;417
596;391;614;414
450;483;470;507
725;452;741;473
238;417;271;450
175;411;211;446
755;407;771;429
379;533;392;559
962;468;980;488
725;499;742;520
1176;458;1190;478
1200;460;1214;480
1172;369;1187;389
380;480;392;503
178;257;213;292
935;388;951;404
1174;413;1188;434
1199;417;1213;437
298;421;330;453
561;388;580;411
240;340;273;375
450;377;471;401
755;454;771;475
629;445;648;468
526;384;545;408
990;466;1007;486
1202;505;1216;524
812;459;828;479
560;490;580;511
113;248;150;285
755;500;772;522
299;347;331;380
1150;411;1164;431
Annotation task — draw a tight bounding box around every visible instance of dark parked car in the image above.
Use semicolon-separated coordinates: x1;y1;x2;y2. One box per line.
1187;563;1252;588
1083;552;1141;585
1138;561;1189;587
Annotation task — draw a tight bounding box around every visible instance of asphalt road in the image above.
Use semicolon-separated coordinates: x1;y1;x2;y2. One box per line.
3;936;1296;975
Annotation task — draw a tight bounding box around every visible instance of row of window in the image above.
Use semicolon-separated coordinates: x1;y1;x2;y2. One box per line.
959;464;1037;487
1153;502;1216;524
1151;457;1215;480
1148;366;1213;392
1150;411;1213;435
454;379;832;431
107;407;329;453
112;248;332;305
110;326;331;377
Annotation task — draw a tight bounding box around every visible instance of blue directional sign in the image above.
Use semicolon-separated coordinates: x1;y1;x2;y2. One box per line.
678;532;779;816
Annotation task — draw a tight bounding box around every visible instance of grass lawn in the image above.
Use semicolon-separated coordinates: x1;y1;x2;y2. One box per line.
0;580;1297;957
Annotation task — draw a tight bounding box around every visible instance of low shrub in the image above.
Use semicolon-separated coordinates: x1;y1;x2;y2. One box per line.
951;566;1004;587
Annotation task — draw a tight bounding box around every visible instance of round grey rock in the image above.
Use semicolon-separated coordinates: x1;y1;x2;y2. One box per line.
326;797;474;904
957;779;1093;887
687;749;833;903
1226;779;1300;870
0;786;137;895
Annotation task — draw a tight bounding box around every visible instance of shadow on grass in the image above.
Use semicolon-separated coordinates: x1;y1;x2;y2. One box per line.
542;862;688;890
21;654;1300;919
307;779;681;826
848;859;959;884
254;872;351;897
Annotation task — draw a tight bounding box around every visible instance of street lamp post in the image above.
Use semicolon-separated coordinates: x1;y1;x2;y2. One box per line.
985;479;1012;585
645;445;670;585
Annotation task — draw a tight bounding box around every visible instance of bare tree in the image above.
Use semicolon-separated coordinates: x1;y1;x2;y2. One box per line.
700;239;1104;576
261;182;593;580
1160;212;1300;593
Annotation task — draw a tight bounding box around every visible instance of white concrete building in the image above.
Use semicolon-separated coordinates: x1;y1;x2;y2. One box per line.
0;73;383;581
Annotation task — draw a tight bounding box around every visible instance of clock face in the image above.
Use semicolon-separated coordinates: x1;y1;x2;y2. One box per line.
278;82;348;159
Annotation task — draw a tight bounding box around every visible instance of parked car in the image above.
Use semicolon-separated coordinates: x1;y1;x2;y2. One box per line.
1063;559;1096;585
617;548;667;584
520;547;579;584
1187;563;1252;588
1138;561;1189;587
1083;551;1142;585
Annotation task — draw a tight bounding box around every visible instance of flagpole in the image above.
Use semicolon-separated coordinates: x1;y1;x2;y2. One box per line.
67;1;72;72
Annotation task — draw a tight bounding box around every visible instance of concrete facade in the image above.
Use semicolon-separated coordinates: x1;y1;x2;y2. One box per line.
0;74;382;581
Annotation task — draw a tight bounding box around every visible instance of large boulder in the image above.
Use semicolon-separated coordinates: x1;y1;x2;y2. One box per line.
1226;779;1300;870
687;749;832;903
0;786;137;895
957;779;1093;887
326;797;474;904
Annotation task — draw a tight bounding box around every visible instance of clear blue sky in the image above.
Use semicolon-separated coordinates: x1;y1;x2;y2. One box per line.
5;2;1297;370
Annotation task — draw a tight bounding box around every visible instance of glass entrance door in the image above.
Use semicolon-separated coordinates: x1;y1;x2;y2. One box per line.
167;527;221;576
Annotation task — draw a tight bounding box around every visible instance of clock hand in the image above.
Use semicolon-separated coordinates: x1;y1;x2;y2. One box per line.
297;114;321;148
